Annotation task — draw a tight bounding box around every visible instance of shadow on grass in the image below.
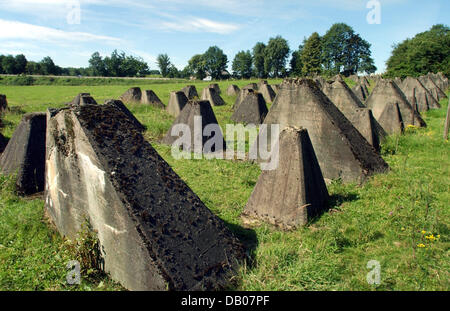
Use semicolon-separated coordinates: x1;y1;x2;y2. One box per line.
328;191;359;208
223;220;258;269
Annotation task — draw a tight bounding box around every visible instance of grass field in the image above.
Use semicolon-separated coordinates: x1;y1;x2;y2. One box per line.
0;79;449;291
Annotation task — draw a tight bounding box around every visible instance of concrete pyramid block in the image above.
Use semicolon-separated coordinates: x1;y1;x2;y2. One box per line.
352;84;369;102
435;72;448;90
419;76;447;102
257;78;389;183
67;93;98;107
226;85;240;96
272;84;281;94
162;100;226;153
243;126;329;229
181;85;199;100
258;81;276;103
231;91;268;124
208;83;221;94
242;83;258;90
167;91;188;117
322;80;383;149
400;77;441;111
0;94;7;114
45;103;244;291
0;112;46;195
366;80;426;128
233;88;254;111
314;76;327;89
201;87;225;106
141;90;164;108
104;99;146;132
119;87;142;103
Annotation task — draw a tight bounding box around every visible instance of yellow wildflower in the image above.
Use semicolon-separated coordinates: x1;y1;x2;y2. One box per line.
417;244;426;248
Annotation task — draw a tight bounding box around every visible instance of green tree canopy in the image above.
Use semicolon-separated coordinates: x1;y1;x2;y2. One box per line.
203;46;228;80
232;50;253;79
300;32;322;76
156;53;171;77
321;23;376;76
264;36;290;78
252;42;267;78
88;52;106;76
188;54;207;80
386;24;450;78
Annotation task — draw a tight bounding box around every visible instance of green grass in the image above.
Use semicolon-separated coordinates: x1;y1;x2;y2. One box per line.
0;80;448;291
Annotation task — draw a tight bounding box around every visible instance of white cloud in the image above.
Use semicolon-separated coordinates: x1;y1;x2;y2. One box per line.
160;17;240;34
0;19;122;44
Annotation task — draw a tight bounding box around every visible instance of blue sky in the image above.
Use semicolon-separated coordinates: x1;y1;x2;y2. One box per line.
0;0;448;73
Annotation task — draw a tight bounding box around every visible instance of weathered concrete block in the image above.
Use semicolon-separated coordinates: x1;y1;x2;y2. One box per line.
352;84;369;102
141;90;164;108
257;81;276;103
322;80;383;150
167;91;188;117
208;83;221;94
256;78;389;184
67;93;98;107
400;77;440;111
119;87;142;103
419;76;447;102
226;85;240;96
0;112;46;195
366;80;426;128
231;91;268;125
104;99;146;132
244;126;329;229
45;104;245;291
201;87;225;106
242;83;257;91
181;85;199;100
233;88;254;111
162;100;226;153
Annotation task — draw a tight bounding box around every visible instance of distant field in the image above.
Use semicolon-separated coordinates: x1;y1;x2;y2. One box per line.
0;80;448;291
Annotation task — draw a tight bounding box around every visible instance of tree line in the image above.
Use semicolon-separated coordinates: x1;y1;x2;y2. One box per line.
2;23;447;79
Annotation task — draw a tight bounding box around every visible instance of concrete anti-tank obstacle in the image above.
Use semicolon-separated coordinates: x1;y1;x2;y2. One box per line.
322;80;384;150
253;78;389;184
167;91;189;117
243;126;329;229
201;87;225;106
181;85;199;100
444;97;450;141
45;103;245;291
231;90;268;125
162;100;226;153
0;112;46;195
208;83;221;94
226;85;240;96
119;87;142;103
104;99;146;132
352;84;369;102
67;93;98;107
419;76;447;102
366;79;426;128
141;90;165;108
257;81;276;103
400;77;441;111
242;83;258;91
233;88;255;111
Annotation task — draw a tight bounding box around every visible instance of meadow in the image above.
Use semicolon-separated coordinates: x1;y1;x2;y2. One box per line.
0;78;448;291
